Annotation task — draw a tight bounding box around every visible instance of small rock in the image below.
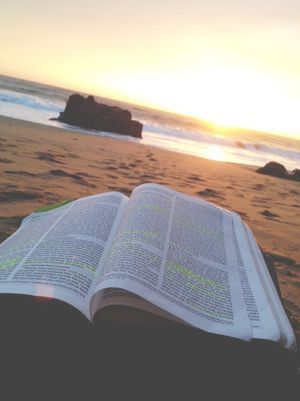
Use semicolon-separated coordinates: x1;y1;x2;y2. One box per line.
256;162;288;179
256;161;300;182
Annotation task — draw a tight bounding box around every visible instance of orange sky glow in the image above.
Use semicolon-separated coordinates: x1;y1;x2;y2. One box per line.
1;1;300;139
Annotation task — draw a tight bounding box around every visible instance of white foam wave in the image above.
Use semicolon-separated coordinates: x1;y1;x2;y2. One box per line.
143;123;300;170
0;84;298;170
0;89;64;112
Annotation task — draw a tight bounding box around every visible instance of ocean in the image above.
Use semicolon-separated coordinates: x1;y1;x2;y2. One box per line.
0;74;299;170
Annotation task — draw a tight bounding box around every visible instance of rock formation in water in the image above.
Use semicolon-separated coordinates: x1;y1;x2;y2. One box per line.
256;161;299;181
52;94;143;138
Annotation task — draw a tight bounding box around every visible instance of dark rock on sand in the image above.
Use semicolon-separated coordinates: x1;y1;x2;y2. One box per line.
257;162;300;181
256;162;289;179
291;169;300;182
52;94;143;139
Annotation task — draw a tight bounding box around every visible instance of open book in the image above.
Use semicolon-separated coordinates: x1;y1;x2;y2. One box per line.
0;184;296;351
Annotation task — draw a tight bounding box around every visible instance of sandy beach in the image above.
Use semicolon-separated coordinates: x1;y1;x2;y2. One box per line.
0;115;299;342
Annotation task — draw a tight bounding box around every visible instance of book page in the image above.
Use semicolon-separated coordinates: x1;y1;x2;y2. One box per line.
231;214;281;343
93;288;186;324
0;192;128;318
240;223;296;351
91;184;252;341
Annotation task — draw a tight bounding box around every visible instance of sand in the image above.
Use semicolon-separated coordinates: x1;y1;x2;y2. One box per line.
0;115;299;342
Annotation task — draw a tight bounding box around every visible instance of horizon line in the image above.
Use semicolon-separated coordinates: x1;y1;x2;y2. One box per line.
1;72;299;142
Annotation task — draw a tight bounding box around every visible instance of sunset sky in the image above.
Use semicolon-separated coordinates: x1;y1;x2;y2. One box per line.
1;0;300;138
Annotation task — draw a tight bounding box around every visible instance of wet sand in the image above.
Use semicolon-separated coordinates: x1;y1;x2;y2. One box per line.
0;115;299;342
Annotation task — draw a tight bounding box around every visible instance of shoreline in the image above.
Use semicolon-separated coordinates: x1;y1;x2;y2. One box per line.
0;114;299;340
0;114;287;171
0;114;262;169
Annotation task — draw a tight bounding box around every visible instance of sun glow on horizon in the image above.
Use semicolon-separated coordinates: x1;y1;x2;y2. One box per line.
1;1;300;140
85;60;300;140
205;145;225;161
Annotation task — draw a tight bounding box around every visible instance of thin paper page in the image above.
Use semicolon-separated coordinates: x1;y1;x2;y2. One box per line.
0;192;127;318
232;214;281;343
93;184;252;341
243;223;296;350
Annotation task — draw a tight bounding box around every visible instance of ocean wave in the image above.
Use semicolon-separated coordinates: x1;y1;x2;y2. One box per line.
0;76;298;170
144;123;231;145
236;140;300;162
144;123;300;169
0;89;64;113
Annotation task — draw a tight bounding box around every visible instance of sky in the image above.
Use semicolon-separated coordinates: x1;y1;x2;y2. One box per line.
1;0;300;138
